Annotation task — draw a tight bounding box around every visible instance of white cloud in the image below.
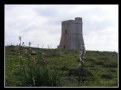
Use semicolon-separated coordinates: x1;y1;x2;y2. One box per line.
5;5;118;52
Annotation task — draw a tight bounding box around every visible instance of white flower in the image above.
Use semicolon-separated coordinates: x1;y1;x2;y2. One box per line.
79;63;81;66
42;52;45;55
20;56;23;59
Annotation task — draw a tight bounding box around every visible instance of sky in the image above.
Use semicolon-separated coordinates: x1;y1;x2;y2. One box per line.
5;5;118;52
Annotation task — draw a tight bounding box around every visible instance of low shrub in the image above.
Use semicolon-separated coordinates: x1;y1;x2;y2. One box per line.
101;72;114;79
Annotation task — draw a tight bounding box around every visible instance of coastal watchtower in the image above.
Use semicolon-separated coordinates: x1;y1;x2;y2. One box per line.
58;17;85;51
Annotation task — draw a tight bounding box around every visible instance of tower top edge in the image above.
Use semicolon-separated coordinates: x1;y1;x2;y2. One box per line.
75;17;82;21
62;20;74;23
62;17;82;23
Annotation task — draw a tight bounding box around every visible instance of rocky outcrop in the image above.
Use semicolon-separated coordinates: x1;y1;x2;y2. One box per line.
69;65;93;77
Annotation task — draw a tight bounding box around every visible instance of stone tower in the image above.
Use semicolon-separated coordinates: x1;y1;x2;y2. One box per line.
58;17;85;51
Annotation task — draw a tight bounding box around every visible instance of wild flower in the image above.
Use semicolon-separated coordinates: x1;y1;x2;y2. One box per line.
24;49;28;54
42;52;45;55
15;37;61;86
79;63;81;66
19;36;21;41
19;36;21;45
32;76;35;86
29;42;31;47
22;42;24;46
20;56;23;59
17;36;28;83
32;57;35;60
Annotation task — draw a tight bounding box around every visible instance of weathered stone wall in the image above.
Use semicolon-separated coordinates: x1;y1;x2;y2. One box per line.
58;17;85;51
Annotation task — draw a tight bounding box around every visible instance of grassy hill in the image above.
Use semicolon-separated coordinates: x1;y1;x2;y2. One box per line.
5;45;118;87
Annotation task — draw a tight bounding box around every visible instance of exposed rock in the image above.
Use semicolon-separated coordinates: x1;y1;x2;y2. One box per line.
69;65;93;77
31;50;36;55
29;48;36;55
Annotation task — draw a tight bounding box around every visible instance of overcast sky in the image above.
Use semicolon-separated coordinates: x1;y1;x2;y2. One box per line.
5;5;118;52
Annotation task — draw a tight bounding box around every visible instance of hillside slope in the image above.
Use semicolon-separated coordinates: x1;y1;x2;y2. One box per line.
5;46;118;87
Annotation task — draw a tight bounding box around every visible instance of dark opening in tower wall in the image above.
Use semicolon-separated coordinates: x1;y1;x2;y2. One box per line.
63;45;65;49
65;29;67;35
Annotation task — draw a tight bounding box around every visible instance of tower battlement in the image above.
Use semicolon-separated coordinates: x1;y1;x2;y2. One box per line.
75;17;82;22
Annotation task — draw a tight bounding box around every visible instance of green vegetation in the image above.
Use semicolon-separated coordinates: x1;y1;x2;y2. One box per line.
5;45;118;87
